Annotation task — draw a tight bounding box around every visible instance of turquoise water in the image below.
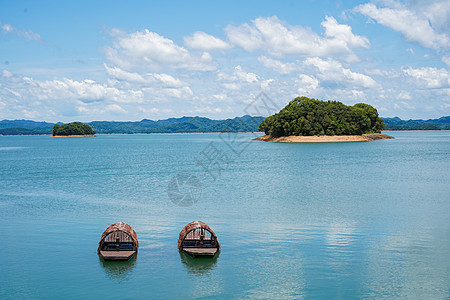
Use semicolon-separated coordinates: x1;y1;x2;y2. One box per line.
0;131;449;299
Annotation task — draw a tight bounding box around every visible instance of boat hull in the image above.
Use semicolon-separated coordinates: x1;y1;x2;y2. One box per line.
99;250;136;261
182;248;218;257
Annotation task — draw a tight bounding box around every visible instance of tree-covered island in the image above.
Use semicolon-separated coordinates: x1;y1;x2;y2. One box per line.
52;122;96;137
257;96;393;142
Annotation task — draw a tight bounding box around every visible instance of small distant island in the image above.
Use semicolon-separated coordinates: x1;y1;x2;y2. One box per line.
52;122;96;137
255;96;393;143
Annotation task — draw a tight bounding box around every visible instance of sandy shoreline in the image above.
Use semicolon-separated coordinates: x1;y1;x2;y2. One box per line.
51;135;96;138
253;133;394;143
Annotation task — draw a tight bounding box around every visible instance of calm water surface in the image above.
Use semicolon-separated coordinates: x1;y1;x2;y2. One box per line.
0;131;449;299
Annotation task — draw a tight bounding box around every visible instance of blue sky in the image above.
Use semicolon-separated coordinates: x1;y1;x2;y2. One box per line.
1;0;449;122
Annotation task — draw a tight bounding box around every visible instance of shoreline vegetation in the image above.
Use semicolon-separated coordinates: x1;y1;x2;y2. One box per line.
254;133;394;143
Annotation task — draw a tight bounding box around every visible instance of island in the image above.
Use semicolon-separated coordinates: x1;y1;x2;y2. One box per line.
52;122;96;137
255;96;394;143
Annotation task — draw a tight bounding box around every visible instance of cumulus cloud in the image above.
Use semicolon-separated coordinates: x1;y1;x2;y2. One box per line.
183;31;231;51
105;104;127;113
258;56;299;74
422;1;450;34
0;69;202;120
217;65;260;85
2;69;13;78
104;29;217;72
104;64;188;87
442;56;450;67
304;57;378;88
225;16;369;60
221;82;241;90
297;74;320;95
397;90;412;100
355;2;449;51
1;22;41;41
403;67;450;88
234;65;259;83
38;78;144;103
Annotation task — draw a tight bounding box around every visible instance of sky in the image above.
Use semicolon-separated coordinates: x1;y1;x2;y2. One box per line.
0;0;449;122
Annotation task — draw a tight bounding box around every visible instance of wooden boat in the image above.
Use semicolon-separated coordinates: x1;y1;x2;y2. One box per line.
178;221;220;257
98;222;139;261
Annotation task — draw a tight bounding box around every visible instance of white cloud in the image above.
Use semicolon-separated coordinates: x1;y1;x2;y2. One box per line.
216;65;260;90
0;69;203;121
442;56;450;67
321;15;370;49
234;65;259;83
38;78;141;103
258;56;298;74
297;74;320;95
304;57;378;88
5;87;21;97
105;64;146;83
0;71;145;105
226;16;369;60
137;107;161;115
2;70;13;78
105;104;127;113
150;73;187;88
183;31;231;51
104;29;217;72
225;23;263;52
1;22;41;41
212;93;229;101
104;64;188;87
403;67;450;88
188;106;233;115
221;82;241;90
400;101;415;109
355;3;449;50
413;0;450;33
261;78;274;90
397;90;412;100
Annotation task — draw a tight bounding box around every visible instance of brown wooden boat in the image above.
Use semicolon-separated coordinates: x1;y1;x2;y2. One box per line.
98;222;139;261
178;221;220;257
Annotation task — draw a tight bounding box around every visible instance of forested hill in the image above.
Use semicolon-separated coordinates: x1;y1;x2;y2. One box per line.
0;116;265;135
52;122;96;136
259;97;385;137
383;116;450;130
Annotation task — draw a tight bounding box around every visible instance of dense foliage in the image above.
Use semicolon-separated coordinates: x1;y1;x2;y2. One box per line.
259;97;385;137
52;122;96;136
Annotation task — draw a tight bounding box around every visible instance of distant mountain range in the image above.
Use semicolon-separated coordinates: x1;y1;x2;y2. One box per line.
0;115;448;135
383;116;450;130
0;115;265;135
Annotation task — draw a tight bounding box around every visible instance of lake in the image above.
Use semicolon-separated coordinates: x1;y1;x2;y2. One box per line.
0;131;449;299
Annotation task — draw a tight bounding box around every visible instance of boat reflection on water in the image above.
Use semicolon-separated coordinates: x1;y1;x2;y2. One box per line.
98;254;137;280
179;251;220;275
